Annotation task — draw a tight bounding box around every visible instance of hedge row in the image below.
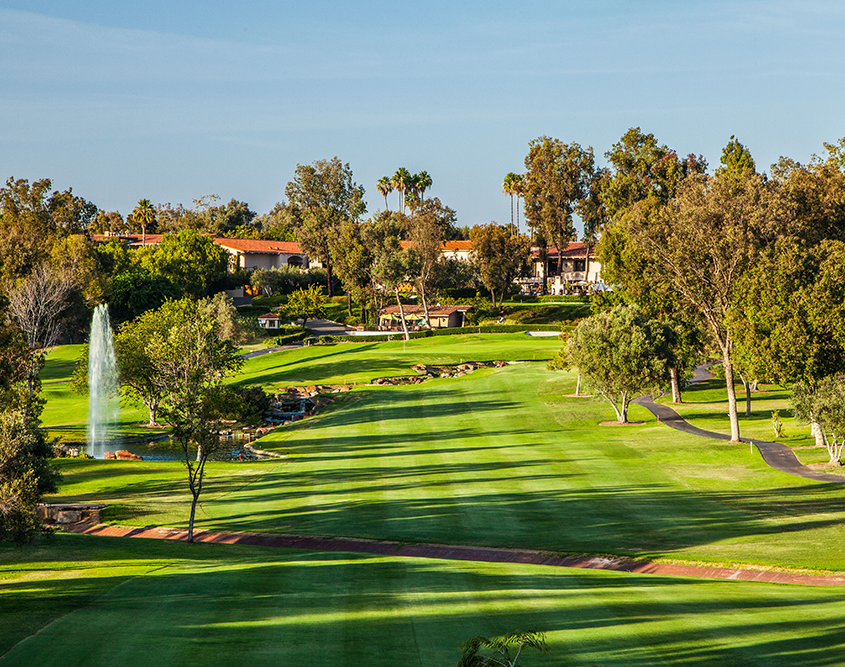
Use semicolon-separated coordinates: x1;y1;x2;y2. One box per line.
431;324;564;335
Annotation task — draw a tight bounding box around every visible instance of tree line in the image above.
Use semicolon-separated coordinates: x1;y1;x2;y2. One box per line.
540;128;845;460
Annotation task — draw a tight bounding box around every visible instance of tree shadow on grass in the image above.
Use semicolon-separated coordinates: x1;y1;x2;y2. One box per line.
204;476;845;561
6;552;844;667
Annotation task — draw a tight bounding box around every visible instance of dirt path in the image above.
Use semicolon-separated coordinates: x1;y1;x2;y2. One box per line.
65;523;845;587
633;366;845;485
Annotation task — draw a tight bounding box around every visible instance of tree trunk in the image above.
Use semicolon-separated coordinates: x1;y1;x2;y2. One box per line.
743;377;752;416
146;398;159;427
196;443;203;463
669;367;682;403
812;420;826;447
419;282;432;329
584;242;591;283
325;260;333;297
188;492;198;542
720;344;741;442
620;394;629;424
575;373;581;397
394;287;410;341
347;292;352;317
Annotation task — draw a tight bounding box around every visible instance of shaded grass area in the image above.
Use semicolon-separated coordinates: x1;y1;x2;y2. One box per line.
47;366;845;572
2;533;845;667
39;344;85;383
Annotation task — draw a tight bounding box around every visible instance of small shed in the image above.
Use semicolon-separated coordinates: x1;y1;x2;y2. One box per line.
257;313;282;330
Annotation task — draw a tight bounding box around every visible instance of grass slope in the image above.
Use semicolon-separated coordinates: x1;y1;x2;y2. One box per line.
2;534;844;667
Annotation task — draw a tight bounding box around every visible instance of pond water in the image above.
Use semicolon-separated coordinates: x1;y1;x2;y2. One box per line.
82;433;259;462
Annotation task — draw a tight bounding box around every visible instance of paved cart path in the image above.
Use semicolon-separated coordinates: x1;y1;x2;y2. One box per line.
65;522;845;587
633;365;845;485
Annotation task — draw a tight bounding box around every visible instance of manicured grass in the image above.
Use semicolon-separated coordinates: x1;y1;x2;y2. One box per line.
662;376;845;473
40;344;85;383
15;339;845;664
47;363;845;572
233;333;563;387
2;533;844;667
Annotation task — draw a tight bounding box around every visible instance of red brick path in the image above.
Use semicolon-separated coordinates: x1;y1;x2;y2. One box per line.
65;523;845;587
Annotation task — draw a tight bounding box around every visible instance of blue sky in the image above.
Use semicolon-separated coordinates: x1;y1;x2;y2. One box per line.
1;1;844;228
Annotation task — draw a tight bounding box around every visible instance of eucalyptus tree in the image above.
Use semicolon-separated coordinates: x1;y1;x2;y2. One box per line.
522;137;594;279
405;197;455;327
285;157;367;297
469;223;531;308
624;153;791;441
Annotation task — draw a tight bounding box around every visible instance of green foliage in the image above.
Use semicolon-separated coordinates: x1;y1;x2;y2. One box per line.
286;157;366;296
567;305;674;423
469;224;530;308
229;385;271;426
285;284;327;328
251;266;320;297
141;229;228;299
791;377;845;464
458;630;549;667
108;272;182;325
0;176;97;286
0;316;59;544
522;137;593;260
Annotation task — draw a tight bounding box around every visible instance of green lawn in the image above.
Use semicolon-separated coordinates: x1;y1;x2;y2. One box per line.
2;533;844;667
661;376;845;473
233;332;563;387
12;338;845;665
46;359;845;572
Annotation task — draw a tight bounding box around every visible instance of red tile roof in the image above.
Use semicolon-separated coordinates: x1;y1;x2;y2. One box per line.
532;242;596;259
213;238;303;254
443;240;472;252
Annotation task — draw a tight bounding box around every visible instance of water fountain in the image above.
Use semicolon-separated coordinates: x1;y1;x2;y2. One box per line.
86;304;119;458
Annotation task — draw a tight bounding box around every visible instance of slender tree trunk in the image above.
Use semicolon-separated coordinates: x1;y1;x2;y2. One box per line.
347;292;352;317
719;343;741;442
394;287;410;341
188;492;198;542
742;377;752;416
516;195;520;234
575;373;581;397
669;367;682;403
419;281;432;329
510;194;514;234
325;261;333;297
584;242;591;283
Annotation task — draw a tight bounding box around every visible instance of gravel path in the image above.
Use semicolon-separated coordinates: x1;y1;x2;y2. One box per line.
65;523;845;587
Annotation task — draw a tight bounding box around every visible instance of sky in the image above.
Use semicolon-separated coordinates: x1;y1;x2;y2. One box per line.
1;1;844;229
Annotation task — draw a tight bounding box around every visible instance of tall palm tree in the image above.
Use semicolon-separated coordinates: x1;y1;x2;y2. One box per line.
377;176;393;211
133;198;155;245
415;171;432;200
392;167;412;214
502;172;519;233
513;173;524;235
